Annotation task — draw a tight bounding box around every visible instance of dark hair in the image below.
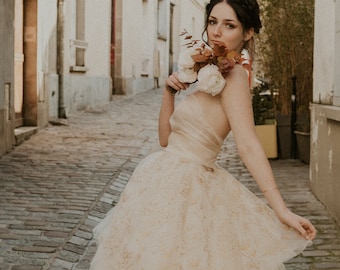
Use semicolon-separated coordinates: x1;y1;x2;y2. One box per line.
204;0;262;34
202;0;262;53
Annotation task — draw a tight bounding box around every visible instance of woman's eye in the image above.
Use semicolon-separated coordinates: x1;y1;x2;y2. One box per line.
208;19;216;25
226;23;235;29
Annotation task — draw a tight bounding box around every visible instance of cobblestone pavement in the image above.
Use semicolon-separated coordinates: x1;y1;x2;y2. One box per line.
0;88;339;270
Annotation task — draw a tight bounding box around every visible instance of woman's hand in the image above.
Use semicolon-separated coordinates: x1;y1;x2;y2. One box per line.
165;72;190;93
159;72;189;147
278;209;317;241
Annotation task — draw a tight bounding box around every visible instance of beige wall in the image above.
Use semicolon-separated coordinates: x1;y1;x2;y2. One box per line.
114;0;205;95
171;0;205;73
0;0;15;155
37;0;59;120
311;0;340;224
0;0;206;155
115;0;158;95
60;0;112;113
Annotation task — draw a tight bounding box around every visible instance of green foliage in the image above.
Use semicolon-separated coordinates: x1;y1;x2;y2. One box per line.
252;83;275;125
257;0;314;118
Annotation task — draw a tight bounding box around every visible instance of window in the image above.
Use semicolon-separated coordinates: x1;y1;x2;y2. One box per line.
70;0;88;72
157;0;167;40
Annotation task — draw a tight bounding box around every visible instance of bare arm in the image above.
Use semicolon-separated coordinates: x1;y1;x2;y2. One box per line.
158;72;189;147
158;88;175;147
220;65;316;240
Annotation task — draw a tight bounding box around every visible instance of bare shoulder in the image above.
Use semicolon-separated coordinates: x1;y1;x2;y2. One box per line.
221;64;250;97
226;64;249;82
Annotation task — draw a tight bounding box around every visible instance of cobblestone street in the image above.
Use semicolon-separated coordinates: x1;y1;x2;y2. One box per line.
0;89;339;270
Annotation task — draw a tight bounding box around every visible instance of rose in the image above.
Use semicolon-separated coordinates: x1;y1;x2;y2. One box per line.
178;67;198;83
174;30;248;96
178;46;200;83
178;47;197;69
197;64;226;96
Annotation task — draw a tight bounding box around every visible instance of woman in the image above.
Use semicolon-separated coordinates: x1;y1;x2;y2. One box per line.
90;0;316;269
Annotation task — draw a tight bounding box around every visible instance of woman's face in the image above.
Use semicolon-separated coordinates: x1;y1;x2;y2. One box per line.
207;1;253;52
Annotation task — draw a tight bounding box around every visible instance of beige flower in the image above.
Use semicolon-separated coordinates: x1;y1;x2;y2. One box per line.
178;67;198;83
197;64;226;96
178;47;198;69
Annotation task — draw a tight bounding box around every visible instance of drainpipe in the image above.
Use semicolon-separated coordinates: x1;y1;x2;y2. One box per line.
57;0;67;118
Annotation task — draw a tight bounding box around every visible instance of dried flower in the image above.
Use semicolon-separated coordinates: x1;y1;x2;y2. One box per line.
177;29;250;96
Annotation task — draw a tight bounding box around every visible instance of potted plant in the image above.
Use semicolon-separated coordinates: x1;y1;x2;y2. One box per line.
252;82;278;159
257;0;314;159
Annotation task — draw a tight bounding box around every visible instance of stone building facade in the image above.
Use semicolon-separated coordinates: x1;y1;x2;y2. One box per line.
0;0;15;155
311;0;340;224
113;0;205;95
0;0;112;155
0;0;206;156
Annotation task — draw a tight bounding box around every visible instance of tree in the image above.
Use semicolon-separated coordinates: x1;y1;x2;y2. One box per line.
257;0;314;125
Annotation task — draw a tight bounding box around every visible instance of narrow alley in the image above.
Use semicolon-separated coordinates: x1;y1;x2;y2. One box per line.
0;89;339;270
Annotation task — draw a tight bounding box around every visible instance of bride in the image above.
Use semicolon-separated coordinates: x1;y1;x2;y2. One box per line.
90;0;316;269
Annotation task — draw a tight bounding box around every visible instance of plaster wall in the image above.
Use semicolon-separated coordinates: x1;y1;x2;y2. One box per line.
117;0;158;95
313;0;335;105
170;0;205;73
37;0;58;124
60;0;111;113
311;0;340;224
115;0;205;95
85;0;112;77
0;0;15;155
310;104;340;224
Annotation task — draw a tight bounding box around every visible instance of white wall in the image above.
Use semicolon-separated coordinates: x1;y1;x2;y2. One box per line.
116;0;205;94
334;0;340;106
37;0;58;120
120;0;158;94
310;0;340;224
313;0;335;105
60;0;112;113
85;0;111;77
171;0;205;72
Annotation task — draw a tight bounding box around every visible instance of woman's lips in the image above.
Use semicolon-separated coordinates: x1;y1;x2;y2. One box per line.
211;40;224;46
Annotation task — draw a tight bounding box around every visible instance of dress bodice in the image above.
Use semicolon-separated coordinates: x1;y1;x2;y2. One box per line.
166;94;224;168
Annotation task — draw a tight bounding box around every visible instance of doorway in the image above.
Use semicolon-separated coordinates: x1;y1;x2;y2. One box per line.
110;0;116;94
14;0;24;127
14;0;38;128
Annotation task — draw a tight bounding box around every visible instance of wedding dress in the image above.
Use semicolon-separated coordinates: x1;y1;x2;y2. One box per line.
90;93;311;270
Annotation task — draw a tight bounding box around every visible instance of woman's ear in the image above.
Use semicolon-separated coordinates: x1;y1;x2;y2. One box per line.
244;28;255;42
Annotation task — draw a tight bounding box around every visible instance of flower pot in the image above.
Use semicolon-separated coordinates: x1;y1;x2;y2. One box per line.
294;130;310;164
255;124;278;159
276;114;292;159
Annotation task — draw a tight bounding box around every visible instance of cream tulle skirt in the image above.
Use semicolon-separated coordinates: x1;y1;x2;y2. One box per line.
90;150;311;270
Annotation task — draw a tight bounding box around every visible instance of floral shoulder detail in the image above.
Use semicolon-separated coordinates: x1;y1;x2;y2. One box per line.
177;30;251;96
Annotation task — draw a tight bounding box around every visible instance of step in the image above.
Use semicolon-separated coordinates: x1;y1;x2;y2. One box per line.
14;126;38;146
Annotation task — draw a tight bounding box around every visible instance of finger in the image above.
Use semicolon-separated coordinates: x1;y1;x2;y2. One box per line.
167;73;189;90
289;220;309;240
299;220;316;240
298;226;309;240
167;82;187;92
302;222;317;240
173;82;187;91
167;78;182;91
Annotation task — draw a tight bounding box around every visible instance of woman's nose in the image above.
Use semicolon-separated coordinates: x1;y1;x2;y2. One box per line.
213;24;222;36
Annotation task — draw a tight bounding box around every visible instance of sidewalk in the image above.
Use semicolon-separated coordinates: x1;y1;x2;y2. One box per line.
0;89;339;270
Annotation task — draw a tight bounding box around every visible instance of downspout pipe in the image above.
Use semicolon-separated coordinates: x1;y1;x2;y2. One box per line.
57;0;67;118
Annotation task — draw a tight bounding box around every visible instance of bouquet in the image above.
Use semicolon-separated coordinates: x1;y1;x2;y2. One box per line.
176;29;250;96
